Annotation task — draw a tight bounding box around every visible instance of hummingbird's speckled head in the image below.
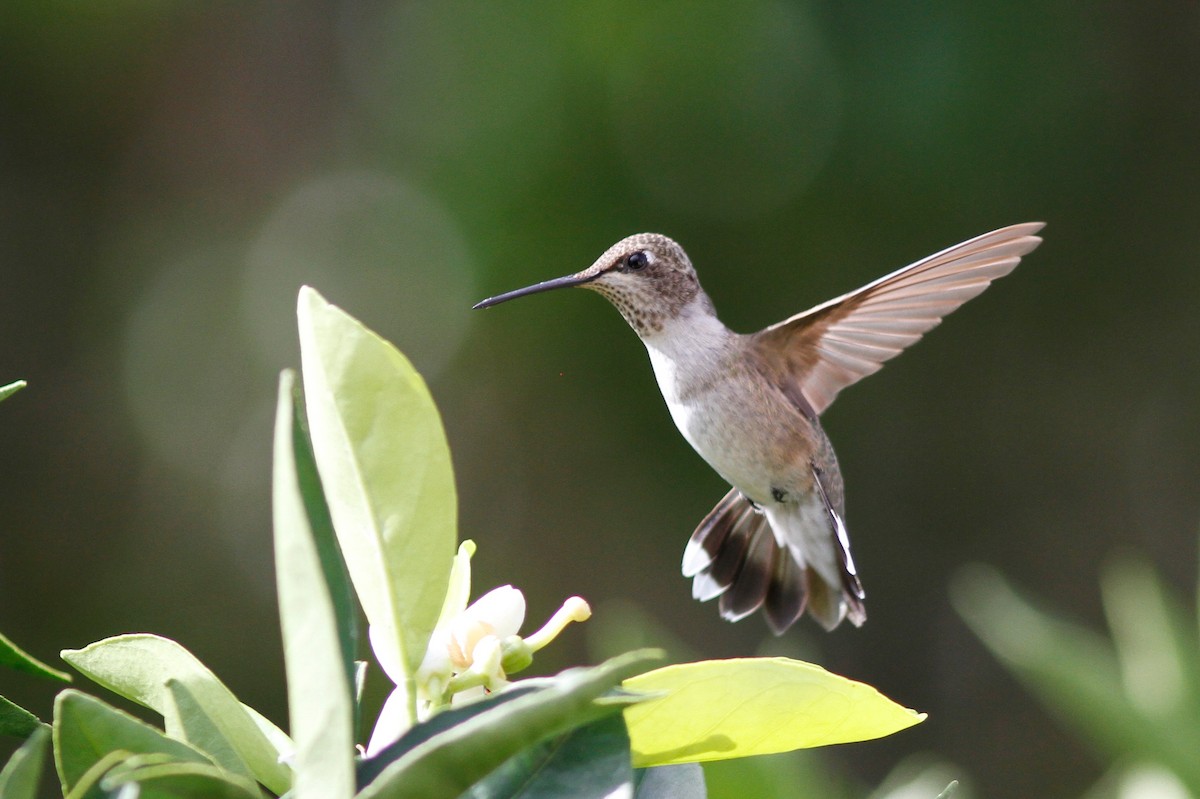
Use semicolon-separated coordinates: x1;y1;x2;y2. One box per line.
473;233;712;336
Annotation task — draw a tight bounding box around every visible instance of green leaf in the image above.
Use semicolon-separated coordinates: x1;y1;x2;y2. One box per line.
0;725;49;798
357;649;662;799
280;372;360;695
272;370;356;799
63;750;130;799
297;286;456;687
461;712;632;799
358;686;540;786
52;690;212;796
100;757;265;799
240;704;294;766
1100;555;1199;715
633;764;706;799
622;657;925;767
164;680;258;784
953;564;1200;793
0;630;71;683
59;635;293;795
0;381;26;404
935;781;960;799
0;695;43;739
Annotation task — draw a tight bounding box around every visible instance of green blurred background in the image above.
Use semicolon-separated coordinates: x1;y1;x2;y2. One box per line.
2;2;1198;797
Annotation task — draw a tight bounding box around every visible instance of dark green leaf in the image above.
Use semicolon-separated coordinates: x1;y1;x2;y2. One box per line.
461;712;631;799
633;764;706;799
0;725;49;798
0;695;43;739
356;650;661;799
359;686;539;786
52;690;211;796
272;371;356;799
0;630;70;683
287;374;360;700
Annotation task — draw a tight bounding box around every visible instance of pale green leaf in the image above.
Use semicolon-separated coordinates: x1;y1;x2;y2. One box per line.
60;635;292;795
0;381;26;404
935;781;960;799
164;680;257;783
100;757;265;799
0;725;49;799
296;286;455;685
240;703;294;763
1100;555;1196;715
272;370;355;799
62;750;130;799
52;690;211;795
0;630;70;683
622;658;925;767
952;564;1200;793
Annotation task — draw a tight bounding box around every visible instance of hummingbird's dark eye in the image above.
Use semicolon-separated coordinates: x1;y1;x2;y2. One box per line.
626;251;649;271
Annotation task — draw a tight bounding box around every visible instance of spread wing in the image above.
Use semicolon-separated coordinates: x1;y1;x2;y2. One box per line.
749;222;1044;416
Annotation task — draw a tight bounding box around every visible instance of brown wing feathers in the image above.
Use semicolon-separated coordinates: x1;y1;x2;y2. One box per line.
752;222;1044;416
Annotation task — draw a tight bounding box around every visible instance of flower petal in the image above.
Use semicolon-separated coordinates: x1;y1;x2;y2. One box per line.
366;685;412;756
369;623;405;686
464;586;526;638
435;540;476;631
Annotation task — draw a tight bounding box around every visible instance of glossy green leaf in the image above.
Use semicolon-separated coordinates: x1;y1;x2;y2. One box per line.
100;757;264;799
297;286;456;686
462;712;631;799
0;695;42;739
60;635;292;795
357;649;661;799
357;686;540;787
0;630;70;683
633;763;706;799
52;690;211;795
0;381;25;404
272;370;355;799
0;725;49;798
622;658;925;767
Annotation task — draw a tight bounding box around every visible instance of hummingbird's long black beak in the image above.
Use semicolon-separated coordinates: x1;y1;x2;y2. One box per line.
472;272;598;309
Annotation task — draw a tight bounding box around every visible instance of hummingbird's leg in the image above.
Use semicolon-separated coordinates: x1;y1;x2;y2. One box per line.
740;492;765;514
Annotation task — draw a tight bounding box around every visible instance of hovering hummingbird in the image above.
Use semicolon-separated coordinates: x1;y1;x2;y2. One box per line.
474;223;1044;633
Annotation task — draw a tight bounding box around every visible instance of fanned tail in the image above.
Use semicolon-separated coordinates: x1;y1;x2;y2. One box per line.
682;487;866;634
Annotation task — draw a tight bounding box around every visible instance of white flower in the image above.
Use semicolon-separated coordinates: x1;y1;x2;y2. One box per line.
428;584;526;699
365;540;591;756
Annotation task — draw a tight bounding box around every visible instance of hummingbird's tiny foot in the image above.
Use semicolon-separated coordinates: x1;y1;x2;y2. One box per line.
739;491;764;513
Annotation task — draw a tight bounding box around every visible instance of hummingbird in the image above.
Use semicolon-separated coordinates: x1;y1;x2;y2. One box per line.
474;223;1044;633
